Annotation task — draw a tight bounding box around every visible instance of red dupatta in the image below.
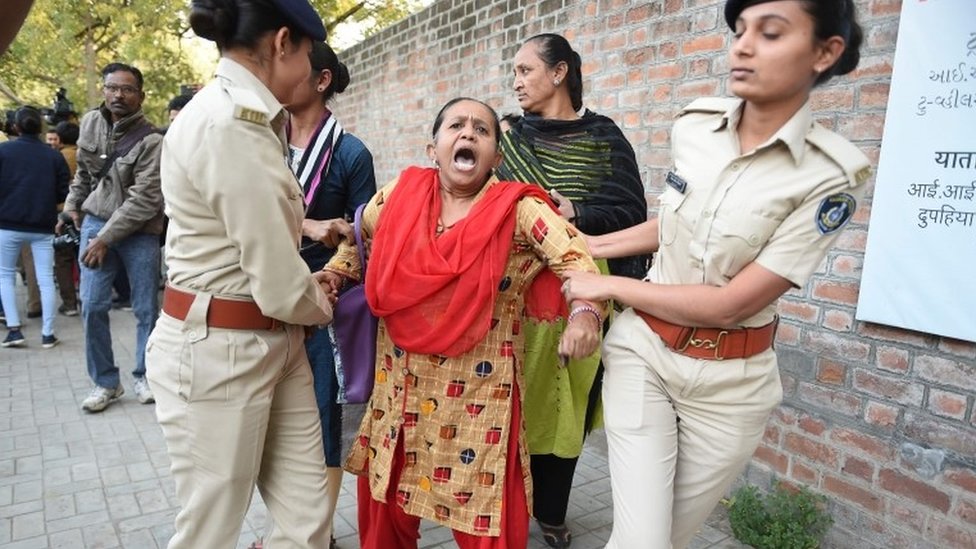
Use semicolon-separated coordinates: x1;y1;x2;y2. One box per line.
365;166;563;357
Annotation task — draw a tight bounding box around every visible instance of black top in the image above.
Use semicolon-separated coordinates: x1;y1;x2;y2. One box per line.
0;135;70;233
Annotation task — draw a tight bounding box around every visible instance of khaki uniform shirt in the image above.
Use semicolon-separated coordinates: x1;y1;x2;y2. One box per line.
161;58;331;326
650;97;870;327
327;176;604;536
66;107;164;244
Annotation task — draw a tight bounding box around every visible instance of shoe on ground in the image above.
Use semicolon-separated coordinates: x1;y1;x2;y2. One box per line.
26;310;42;319
41;334;59;349
133;377;155;404
2;329;26;348
538;520;572;548
112;299;132;311
81;385;124;413
59;304;79;317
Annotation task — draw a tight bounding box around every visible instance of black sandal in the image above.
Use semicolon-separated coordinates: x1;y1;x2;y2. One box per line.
538;520;572;548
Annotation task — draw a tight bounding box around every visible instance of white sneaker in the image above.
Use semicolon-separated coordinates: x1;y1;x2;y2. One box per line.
133;377;155;404
81;385;124;413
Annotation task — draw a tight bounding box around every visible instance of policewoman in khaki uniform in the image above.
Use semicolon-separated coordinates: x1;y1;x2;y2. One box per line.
145;1;335;547
563;1;871;547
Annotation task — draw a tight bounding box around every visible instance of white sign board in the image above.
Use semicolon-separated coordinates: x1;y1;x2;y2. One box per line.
857;0;976;343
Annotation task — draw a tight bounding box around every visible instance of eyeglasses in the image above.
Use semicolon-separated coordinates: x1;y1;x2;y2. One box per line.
103;84;140;96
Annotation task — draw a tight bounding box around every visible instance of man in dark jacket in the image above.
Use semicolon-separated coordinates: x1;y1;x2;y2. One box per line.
61;62;163;412
0;106;70;348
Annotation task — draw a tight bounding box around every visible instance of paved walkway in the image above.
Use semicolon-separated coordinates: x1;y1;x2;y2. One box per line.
0;283;745;548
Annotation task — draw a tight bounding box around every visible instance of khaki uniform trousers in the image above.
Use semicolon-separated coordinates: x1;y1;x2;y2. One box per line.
146;293;333;549
602;309;782;549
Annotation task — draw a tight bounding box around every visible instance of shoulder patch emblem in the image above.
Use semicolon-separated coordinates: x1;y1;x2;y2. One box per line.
816;193;856;235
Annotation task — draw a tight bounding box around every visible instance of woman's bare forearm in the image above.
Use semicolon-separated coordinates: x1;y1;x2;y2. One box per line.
585;218;659;259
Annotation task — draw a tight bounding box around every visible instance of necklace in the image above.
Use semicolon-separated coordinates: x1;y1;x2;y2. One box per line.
435;216;456;235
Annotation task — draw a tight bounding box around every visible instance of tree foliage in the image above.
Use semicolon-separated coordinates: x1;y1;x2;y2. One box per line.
0;0;424;125
313;0;424;37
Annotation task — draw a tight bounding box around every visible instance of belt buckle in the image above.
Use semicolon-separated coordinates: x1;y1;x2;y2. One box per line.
680;328;728;360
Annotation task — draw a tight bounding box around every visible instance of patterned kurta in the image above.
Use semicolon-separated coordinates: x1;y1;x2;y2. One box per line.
325;175;602;536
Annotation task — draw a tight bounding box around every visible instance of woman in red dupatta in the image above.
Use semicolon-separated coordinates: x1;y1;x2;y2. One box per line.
319;98;607;549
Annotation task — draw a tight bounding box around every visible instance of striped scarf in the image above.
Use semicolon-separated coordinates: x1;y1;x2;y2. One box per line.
289;110;343;208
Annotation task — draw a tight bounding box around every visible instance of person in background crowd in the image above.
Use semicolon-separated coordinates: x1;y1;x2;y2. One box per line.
284;39;376;549
319;97;606;549
55;122;78;174
0;113;13;321
497;32;648;549
157;94;191;281
167;94;193;124
54;121;80;316
147;0;337;547
46;128;61;149
18;243;42;319
0;114;12;323
0;106;70;348
561;1;870;547
14;114;46;321
61;62;164;412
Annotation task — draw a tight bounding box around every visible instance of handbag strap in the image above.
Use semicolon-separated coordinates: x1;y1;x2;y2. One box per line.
354;203;367;275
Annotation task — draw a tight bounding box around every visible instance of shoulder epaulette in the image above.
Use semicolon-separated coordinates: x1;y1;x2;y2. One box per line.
678;97;740;118
224;86;269;126
807;123;872;187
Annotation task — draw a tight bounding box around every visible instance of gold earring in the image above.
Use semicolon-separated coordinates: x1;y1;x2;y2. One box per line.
317;86;326;92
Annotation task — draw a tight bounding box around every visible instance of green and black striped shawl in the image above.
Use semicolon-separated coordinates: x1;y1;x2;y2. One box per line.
498;110;650;279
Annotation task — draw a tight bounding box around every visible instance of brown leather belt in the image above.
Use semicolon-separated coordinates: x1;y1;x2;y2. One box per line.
636;311;777;361
162;285;280;330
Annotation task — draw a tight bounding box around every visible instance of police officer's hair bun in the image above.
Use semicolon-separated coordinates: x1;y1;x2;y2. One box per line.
806;0;863;86
525;33;585;112
189;0;239;45
190;0;297;52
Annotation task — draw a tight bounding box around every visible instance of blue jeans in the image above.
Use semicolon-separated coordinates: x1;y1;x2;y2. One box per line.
305;326;343;466
0;230;56;335
78;216;160;388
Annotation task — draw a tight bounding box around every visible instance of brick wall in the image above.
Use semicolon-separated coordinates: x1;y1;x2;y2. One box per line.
334;1;976;546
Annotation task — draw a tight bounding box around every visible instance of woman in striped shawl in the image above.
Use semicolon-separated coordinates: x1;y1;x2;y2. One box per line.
497;33;648;548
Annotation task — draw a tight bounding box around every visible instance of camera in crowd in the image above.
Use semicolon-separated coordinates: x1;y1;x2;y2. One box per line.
41;87;76;125
53;212;81;250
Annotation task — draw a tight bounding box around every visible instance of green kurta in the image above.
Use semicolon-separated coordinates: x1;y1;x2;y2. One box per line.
522;260;609;458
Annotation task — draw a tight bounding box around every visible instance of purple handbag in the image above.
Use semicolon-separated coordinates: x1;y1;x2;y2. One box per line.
332;204;378;404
